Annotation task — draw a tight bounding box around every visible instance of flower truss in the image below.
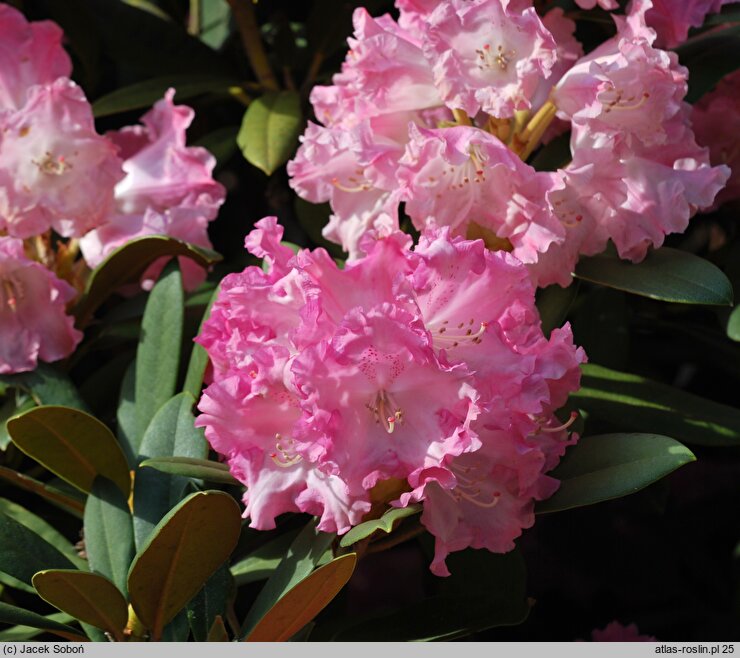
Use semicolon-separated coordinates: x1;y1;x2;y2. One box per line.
0;5;224;373
288;0;730;286
196;217;586;575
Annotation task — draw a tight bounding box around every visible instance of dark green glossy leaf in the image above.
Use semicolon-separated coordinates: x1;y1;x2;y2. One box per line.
0;466;84;518
7;405;131;495
572;363;740;447
133;394;208;549
537;433;695;513
140;456;237;485
84;477;135;597
676;24;740;103
127;491;241;640
194;127;239;169
32;570;128;641
131;263;184;458
240;518;335;638
0;612;75;642
0;602;85;642
0;499;84;569
183;285;220;399
536;281;579;338
116;360;137;467
187;564;233;642
339;505;422;548
0;511;76;592
237;91;303;175
231;529;301;586
727;305;740;341
0;363;88;411
93;74;237;117
332;549;528;641
246;554;357;642
74;236;220;326
575;247;733;306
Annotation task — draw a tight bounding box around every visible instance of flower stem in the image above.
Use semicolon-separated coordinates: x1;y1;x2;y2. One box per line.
226;0;280;91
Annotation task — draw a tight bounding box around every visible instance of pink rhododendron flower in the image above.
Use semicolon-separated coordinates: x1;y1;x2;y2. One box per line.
0;78;123;239
0;237;82;374
591;621;656;642
397;124;564;264
80;90;225;290
692;69;740;207
422;0;558;118
0;4;71;112
575;0;618;10
196;217;585;573
645;0;740;49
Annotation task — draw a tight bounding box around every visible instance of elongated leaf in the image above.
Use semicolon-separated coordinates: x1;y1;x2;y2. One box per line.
74;236;220;325
116;360;137;467
140;456;237;485
575;247;733;306
231;529;300;586
93;74;237;117
332;549;528;641
676;24;740;103
537;433;695;513
0;363;87;411
132;264;184;456
183;285;220;398
0;612;75;642
573;363;740;447
728;305;740;341
7;405;131;495
0;466;84;518
133;394;208;549
0;602;85;642
187;565;232;642
536;282;579;337
339;505;422;548
0;499;84;569
84;477;135;597
0;511;75;592
246;554;356;642
33;570;127;641
127;491;241;640
207;616;229;641
240;519;335;638
237;91;303;175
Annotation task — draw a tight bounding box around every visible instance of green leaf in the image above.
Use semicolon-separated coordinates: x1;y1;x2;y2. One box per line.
133;394;208;549
727;305;740;342
0;394;35;451
187;564;232;642
32;570;128;641
199;0;232;49
332;549;528;641
339;505;422;548
530;131;571;171
572;363;740;447
0;510;76;593
246;553;357;642
183;285;220;399
240;518;335;638
231;529;300;586
0;602;85;642
0;363;88;411
127;490;241;640
207;615;229;641
0;499;84;569
140;456;238;485
7;405;131;496
74;235;221;326
237;91;303;175
84;477;135;597
0;465;84;518
537;433;695;514
536;282;579;338
676;24;740;103
116;360;137;467
131;263;185;459
194;127;239;169
575;247;733;306
92;74;237;117
0;612;75;642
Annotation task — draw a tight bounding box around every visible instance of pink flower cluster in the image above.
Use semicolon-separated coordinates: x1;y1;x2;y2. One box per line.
288;0;730;286
0;5;224;373
196;218;585;575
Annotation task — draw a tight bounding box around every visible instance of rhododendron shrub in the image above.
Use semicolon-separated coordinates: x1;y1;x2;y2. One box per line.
0;0;737;644
196;217;585;574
